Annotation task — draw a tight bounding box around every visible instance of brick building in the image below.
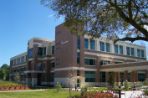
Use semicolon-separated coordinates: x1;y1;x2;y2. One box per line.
10;24;148;87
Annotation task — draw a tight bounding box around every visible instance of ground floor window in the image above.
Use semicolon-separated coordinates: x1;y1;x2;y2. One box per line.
85;71;96;82
138;73;146;81
100;72;106;82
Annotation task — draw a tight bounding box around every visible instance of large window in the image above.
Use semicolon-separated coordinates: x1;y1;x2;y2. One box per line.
52;46;55;54
126;47;135;56
100;42;110;52
90;39;95;50
100;60;111;65
85;71;96;82
28;48;33;58
84;58;96;65
126;47;130;56
114;45;118;54
119;45;123;54
100;72;106;82
131;48;135;56
77;37;80;49
138;73;146;81
106;43;110;52
115;45;123;54
100;42;105;51
137;49;145;58
84;38;89;49
38;47;46;57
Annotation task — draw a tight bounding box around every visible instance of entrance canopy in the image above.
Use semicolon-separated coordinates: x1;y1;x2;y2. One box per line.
100;61;148;72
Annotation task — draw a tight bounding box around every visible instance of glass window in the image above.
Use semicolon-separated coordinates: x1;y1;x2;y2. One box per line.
100;42;105;51
100;72;106;82
77;37;80;49
106;43;110;52
100;60;111;65
38;47;46;57
114;45;118;54
126;47;130;56
138;73;146;81
141;50;144;58
84;39;89;49
119;45;123;54
131;48;135;56
85;71;96;82
84;58;96;65
90;39;95;50
77;52;80;64
28;48;33;58
137;49;140;57
52;46;55;54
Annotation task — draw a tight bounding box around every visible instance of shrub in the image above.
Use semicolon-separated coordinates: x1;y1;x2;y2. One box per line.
82;92;117;98
124;80;130;91
144;89;148;96
143;81;148;86
55;82;62;92
81;87;87;96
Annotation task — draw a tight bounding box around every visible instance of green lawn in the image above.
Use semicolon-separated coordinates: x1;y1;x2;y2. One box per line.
0;89;80;98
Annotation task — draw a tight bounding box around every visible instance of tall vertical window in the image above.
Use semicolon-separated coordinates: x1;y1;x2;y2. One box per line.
106;43;110;52
28;48;33;58
119;45;123;54
90;39;95;50
77;52;80;64
100;42;105;51
114;45;118;54
141;50;144;58
126;47;130;56
84;39;89;49
100;72;106;82
131;48;135;56
52;46;55;54
137;49;141;57
77;37;80;49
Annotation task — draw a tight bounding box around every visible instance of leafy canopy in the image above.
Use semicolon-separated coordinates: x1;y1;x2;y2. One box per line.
41;0;148;42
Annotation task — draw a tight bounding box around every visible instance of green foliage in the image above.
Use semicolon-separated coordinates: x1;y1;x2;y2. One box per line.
41;0;148;42
144;89;148;96
123;80;130;91
143;81;148;86
81;87;87;96
0;64;9;81
108;72;114;87
55;82;62;92
0;80;22;87
87;87;107;92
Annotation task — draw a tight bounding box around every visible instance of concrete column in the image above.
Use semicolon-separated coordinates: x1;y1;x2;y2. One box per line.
117;72;120;82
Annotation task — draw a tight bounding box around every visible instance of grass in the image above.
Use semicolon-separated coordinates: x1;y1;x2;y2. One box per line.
0;80;22;86
87;87;108;92
0;89;80;98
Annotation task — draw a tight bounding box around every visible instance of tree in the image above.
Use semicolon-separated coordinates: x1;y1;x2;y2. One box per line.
41;0;148;42
0;64;10;80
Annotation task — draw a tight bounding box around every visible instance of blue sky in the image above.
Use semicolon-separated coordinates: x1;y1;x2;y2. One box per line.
0;0;64;66
0;0;147;66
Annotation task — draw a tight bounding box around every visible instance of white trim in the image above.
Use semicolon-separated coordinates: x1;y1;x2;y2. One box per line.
24;70;46;73
53;67;96;72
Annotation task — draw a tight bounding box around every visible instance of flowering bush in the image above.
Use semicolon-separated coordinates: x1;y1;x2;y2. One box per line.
82;92;118;98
